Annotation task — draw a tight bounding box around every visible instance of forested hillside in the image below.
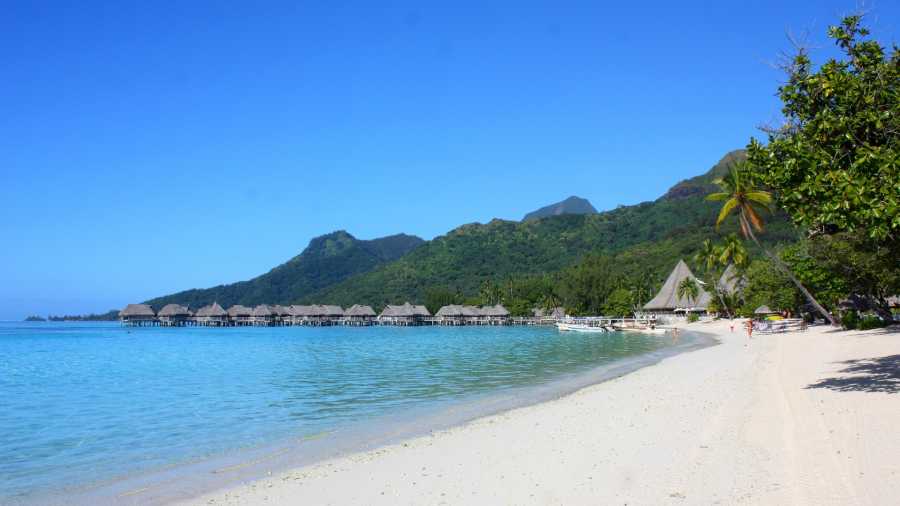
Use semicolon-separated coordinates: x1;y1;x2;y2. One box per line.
145;232;424;309
307;150;798;310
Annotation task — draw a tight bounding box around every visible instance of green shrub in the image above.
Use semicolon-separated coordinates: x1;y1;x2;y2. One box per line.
841;310;859;330
858;315;887;330
687;313;699;323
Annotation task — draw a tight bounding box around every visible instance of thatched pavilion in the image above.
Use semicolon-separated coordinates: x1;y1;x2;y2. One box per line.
119;304;157;326
158;304;191;326
195;302;228;326
252;305;275;326
344;304;376;325
480;304;511;325
643;259;711;317
288;305;313;325
378;302;431;325
227;305;253;326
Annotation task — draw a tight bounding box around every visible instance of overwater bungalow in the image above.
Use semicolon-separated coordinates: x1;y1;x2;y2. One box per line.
378;302;431;326
158;304;192;326
320;305;344;323
195;302;228;326
251;304;275;326
344;304;376;325
270;305;292;325
288;305;313;325
227;305;253;326
643;259;711;319
480;304;511;325
119;304;157;326
435;304;467;325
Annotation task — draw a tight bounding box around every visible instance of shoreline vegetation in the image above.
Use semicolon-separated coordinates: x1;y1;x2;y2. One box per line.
175;320;900;505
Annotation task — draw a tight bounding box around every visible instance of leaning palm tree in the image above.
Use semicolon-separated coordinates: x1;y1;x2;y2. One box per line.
706;162;836;324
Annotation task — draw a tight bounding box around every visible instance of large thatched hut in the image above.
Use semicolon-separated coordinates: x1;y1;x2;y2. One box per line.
227;305;253;326
344;304;376;325
195;302;228;326
251;305;275;326
157;304;191;326
288;305;313;325
378;302;431;325
119;304;157;326
480;304;511;325
643;259;711;317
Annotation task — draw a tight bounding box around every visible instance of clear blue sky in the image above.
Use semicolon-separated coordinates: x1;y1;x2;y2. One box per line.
2;1;897;319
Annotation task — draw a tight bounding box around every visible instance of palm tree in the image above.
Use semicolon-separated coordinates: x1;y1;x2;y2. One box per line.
694;239;731;318
718;233;748;270
706;163;836;324
677;277;700;307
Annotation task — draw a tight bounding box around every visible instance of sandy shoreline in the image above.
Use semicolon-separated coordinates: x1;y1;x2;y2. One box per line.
179;321;899;505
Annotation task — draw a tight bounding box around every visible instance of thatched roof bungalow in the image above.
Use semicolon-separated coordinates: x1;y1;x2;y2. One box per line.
379;302;431;325
643;259;711;313
716;264;745;296
227;305;253;325
252;304;275;325
158;304;191;326
119;304;156;325
195;302;228;326
344;304;376;319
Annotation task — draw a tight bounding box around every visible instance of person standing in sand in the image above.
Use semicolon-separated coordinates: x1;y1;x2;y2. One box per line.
745;319;753;339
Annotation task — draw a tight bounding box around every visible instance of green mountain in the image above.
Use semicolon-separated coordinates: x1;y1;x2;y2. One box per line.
145;232;424;309
523;196;598;221
307;150;796;308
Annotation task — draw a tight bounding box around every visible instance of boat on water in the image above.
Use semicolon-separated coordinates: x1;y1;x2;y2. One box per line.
557;322;610;333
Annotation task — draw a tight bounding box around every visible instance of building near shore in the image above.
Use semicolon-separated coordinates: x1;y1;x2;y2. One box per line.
227;305;253;326
344;304;376;324
379;302;431;325
119;304;157;326
195;302;228;326
251;305;275;326
643;259;710;317
158;304;192;326
480;304;511;324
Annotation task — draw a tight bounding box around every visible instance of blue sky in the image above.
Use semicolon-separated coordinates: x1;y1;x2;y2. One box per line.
2;1;897;319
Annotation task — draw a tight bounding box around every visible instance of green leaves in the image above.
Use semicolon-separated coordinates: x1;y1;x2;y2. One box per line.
747;15;898;242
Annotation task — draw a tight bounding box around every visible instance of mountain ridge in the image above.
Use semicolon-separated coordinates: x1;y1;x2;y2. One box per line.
523;196;598;221
144;231;424;309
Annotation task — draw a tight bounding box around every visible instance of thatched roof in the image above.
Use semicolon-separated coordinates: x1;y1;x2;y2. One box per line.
345;304;376;317
717;264;745;296
196;302;227;317
158;304;191;317
435;304;465;317
380;302;431;318
320;305;344;316
755;305;775;314
289;305;313;316
533;307;565;318
643;260;711;310
270;305;291;316
252;305;273;317
120;303;155;317
887;295;899;308
227;305;253;317
481;304;510;316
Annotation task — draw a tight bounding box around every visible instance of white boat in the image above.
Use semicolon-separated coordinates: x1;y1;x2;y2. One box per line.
558;322;608;333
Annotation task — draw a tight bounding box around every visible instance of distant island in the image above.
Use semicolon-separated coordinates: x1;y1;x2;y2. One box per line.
25;310;120;322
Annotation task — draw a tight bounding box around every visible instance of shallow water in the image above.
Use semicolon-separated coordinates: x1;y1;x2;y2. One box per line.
0;322;693;503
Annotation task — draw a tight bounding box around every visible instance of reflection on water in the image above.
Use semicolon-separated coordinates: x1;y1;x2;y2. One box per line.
0;322;679;502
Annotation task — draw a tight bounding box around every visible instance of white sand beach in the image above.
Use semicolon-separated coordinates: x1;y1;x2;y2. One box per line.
181;321;899;505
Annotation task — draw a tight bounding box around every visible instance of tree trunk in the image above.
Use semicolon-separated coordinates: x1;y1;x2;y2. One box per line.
741;215;838;325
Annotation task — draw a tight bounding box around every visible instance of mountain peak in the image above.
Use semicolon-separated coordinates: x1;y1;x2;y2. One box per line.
661;149;746;201
523;196;597;221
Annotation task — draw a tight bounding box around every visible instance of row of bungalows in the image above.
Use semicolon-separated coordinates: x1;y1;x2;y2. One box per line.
121;302;520;327
434;304;511;325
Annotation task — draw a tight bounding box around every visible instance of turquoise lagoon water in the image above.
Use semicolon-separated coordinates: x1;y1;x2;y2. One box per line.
0;322;702;503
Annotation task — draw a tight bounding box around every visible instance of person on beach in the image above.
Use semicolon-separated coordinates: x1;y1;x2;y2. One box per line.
745;320;753;338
